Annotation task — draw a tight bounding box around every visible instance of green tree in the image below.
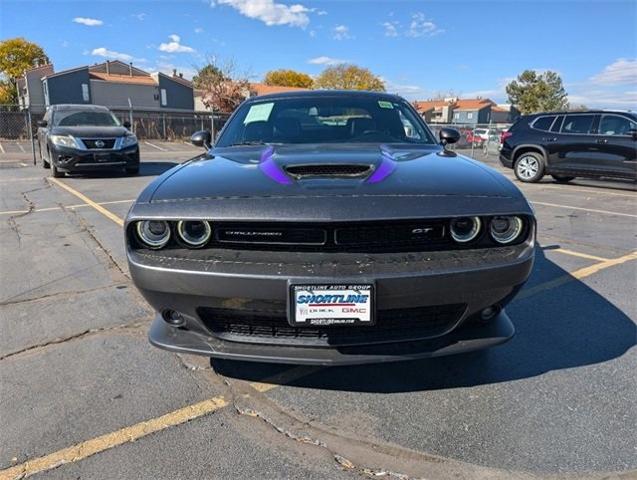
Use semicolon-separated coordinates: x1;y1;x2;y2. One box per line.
506;70;568;114
192;63;225;90
264;69;313;88
0;38;49;104
314;64;385;92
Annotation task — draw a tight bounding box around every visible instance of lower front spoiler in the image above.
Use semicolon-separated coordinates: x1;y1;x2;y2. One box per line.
149;310;515;366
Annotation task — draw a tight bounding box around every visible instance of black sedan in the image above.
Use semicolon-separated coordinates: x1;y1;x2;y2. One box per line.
37;104;140;177
126;90;535;365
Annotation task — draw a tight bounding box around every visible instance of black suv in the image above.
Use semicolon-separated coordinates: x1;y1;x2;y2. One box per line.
499;111;636;183
37;104;140;177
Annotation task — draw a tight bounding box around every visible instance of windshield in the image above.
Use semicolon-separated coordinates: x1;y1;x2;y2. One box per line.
216;96;437;147
54;110;121;127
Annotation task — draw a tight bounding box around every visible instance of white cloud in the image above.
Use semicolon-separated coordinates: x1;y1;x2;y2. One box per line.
194;27;204;33
383;79;427;99
158;34;195;53
308;56;347;66
132;13;147;21
91;48;134;62
214;0;311;28
382;21;399;37
568;89;637;109
155;61;198;80
332;24;352;40
590;58;637;86
73;17;103;27
406;12;443;37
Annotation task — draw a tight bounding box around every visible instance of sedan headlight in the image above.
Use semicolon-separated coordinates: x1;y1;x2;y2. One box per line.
490;216;524;244
176;220;212;248
136;220;171;249
120;134;138;148
50;135;79;148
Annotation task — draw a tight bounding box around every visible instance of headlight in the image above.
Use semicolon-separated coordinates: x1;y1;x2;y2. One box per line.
176;220;212;248
120;135;138;148
136;220;171;249
490;216;524;244
450;217;481;243
50;135;79;148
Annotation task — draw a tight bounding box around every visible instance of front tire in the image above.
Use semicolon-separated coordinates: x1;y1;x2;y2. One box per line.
514;152;545;183
551;174;575;183
125;165;140;175
51;162;64;178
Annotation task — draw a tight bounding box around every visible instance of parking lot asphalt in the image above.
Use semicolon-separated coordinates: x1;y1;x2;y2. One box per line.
0;141;635;479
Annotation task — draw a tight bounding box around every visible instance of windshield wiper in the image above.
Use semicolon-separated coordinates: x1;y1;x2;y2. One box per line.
228;141;267;146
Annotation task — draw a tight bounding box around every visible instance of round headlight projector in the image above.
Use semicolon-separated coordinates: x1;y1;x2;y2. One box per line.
450;217;481;243
136;220;170;249
490;216;523;244
177;220;212;247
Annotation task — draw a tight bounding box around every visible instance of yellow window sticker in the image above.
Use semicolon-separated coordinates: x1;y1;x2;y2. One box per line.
244;102;274;124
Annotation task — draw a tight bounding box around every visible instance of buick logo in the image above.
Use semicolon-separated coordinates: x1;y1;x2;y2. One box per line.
95;140;105;148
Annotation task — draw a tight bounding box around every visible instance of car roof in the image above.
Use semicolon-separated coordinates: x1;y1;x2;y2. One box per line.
524;110;636;118
244;89;406;103
49;104;111;112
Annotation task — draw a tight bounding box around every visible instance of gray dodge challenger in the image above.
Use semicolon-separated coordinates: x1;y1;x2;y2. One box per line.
126;90;535;365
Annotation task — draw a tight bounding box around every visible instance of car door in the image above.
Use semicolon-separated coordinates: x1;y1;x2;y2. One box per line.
593;113;637;178
548;113;599;174
37;109;52;157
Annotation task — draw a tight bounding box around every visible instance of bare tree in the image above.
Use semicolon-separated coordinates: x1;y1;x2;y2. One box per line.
193;56;250;112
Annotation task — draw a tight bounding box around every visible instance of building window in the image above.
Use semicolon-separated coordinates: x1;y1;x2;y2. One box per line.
467;112;474;119
43;81;49;106
81;83;89;102
161;89;167;106
453;113;459;120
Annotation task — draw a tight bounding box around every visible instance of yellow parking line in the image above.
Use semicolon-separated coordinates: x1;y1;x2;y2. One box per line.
0;199;133;217
249;365;322;393
0;397;228;480
552;248;610;262
518;250;637;300
48;178;124;227
532;201;637;218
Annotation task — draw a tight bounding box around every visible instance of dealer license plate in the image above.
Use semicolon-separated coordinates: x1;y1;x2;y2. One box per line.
94;153;111;162
289;284;375;326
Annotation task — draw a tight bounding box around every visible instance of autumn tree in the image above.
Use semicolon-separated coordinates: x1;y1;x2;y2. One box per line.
314;64;385;92
264;69;313;88
506;70;568;114
194;58;250;112
0;38;49;104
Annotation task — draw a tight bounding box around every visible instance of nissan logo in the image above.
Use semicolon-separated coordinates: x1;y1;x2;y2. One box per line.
95;140;105;148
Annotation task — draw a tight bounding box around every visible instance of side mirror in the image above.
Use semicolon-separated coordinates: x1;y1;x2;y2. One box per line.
630;128;637;140
123;120;131;129
37;120;47;127
191;130;212;149
439;128;461;145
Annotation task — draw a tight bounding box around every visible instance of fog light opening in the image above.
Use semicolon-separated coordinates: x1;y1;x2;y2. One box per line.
162;309;185;327
480;305;500;321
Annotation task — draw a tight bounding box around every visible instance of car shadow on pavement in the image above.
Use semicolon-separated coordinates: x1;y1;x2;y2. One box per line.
212;245;636;393
67;161;179;179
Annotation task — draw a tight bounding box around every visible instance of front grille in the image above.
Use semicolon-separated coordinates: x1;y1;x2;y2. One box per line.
81;138;116;149
285;164;372;178
208;220;451;252
197;304;466;347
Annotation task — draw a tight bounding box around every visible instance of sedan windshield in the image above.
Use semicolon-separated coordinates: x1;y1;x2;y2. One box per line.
54;110;121;127
216;96;437;147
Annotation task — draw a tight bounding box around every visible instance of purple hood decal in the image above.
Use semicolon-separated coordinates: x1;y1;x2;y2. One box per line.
367;147;397;184
259;146;292;185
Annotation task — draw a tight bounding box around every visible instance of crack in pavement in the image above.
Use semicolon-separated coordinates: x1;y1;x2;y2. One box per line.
0;282;128;307
5;180;50;245
0;320;148;361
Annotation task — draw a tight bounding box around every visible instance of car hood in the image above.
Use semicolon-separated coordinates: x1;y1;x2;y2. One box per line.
50;126;129;137
131;144;531;222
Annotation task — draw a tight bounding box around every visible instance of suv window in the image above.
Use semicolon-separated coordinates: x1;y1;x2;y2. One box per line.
550;116;564;133
561;114;595;134
531;116;556;131
599;115;636;136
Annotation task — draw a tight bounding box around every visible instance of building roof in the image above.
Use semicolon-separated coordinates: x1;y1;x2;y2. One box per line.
413;99;453;112
249;83;308;96
89;72;157;85
414;97;496;113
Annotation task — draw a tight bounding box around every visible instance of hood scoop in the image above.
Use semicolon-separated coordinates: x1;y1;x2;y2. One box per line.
284;164;373;179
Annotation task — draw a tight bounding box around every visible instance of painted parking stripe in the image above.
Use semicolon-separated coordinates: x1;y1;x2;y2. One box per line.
0;141;5;154
143;141;168;152
0;397;229;480
0;199;133;217
532;201;637;218
552;248;610;262
48;178;124;227
16;143;26;153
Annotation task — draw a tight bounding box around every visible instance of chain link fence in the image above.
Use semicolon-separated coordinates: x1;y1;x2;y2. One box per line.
0;104;230;141
428;122;511;157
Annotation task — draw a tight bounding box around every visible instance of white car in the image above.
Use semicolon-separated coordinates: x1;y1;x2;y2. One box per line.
473;128;491;140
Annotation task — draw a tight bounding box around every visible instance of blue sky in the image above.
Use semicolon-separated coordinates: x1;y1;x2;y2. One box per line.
2;0;636;107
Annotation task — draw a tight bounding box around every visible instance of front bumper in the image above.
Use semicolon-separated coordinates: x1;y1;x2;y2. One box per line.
51;144;139;171
128;239;534;365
